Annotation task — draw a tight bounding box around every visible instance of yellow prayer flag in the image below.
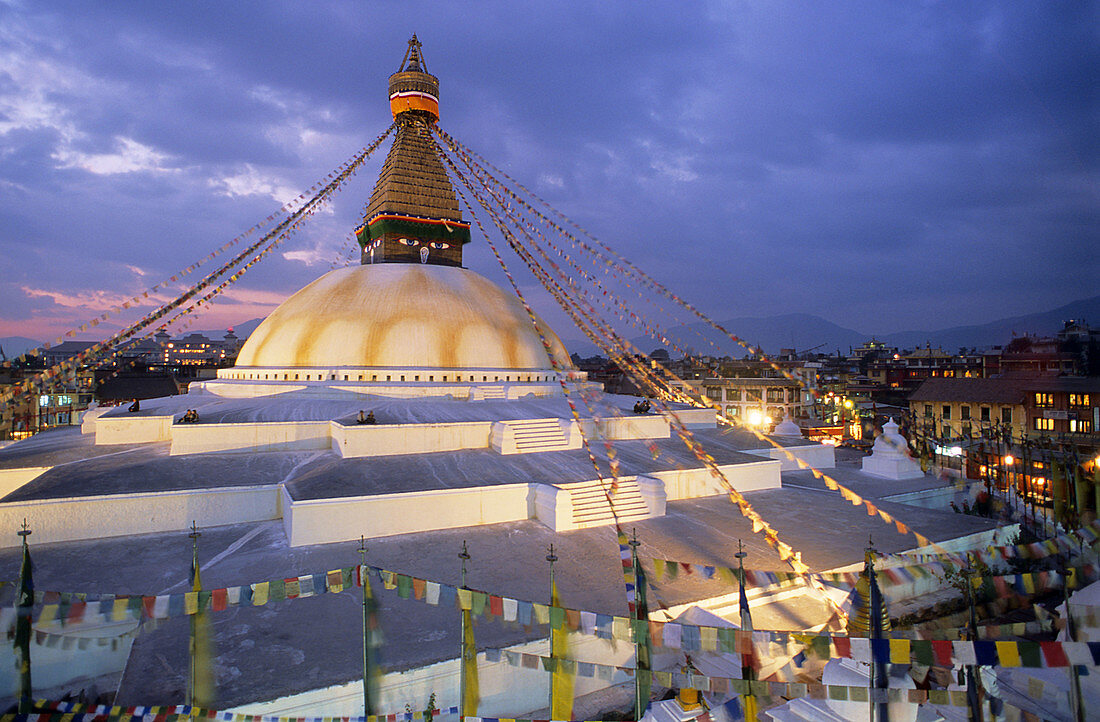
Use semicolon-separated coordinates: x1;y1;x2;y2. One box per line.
184;591;199;616
889;639;910;664
112;598;129;621
252;582;269;606
996;641;1020;667
457;588;473;610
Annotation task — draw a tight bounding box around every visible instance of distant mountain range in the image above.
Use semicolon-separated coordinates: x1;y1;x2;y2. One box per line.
4;294;1097;362
562;294;1100;357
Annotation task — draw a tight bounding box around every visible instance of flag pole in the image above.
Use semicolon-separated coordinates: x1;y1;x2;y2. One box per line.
736;540;757;722
867;538;889;722
360;536;372;719
188;521;201;707
15;519;33;714
630;531;642;720
547;543;558;713
459;540;473;719
962;555;983;721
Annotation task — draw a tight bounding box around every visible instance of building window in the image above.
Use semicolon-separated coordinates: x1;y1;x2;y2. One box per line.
1034;393;1054;408
1002;408;1012;424
942;425;951;439
706;388;722;400
1069;394;1091;407
942;405;951;420
726;406;740;417
980;407;990;422
924;404;933;418
767;389;785;403
1070;418;1093;433
1034;418;1054;431
960;405;970;420
726;389;742;401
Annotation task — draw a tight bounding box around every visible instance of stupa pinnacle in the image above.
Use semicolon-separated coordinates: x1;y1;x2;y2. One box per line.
357;35;471;267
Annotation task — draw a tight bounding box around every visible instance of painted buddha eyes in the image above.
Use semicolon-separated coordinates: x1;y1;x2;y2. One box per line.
399;238;418;246
430;242;450;249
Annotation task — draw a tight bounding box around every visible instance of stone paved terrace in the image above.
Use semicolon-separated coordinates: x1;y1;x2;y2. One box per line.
0;475;1000;708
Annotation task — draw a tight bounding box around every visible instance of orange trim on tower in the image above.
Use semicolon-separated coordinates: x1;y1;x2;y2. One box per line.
367;214;469;229
390;92;440;119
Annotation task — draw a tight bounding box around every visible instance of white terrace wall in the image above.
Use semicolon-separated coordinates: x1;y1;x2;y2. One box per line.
0;466;50;498
170;421;331;455
283;483;534;547
654;459;781;501
744;442;836;471
95;415;174;445
0;485;280;548
334;421;494;458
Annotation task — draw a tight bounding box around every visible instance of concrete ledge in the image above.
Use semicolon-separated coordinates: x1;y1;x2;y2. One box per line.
654;459;781;500
533;484;572;531
170;420;332;455
744;442;836;471
80;405;111;435
0;466;52;499
0;485;281;548
334;420;492;458
862;454;924;480
636;475;668;517
676;408;718;429
584;414;670;440
94;414;174;445
284;483;535;546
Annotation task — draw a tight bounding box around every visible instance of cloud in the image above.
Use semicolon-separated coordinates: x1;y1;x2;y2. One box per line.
52;135;175;175
210;164;299;203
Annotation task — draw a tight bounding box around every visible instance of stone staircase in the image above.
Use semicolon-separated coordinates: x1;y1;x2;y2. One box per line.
563;477;652;529
477;386;507;400
508;418;570;453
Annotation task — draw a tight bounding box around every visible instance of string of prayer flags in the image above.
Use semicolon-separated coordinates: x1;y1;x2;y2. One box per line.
31;699;462;722
22;561;1100;668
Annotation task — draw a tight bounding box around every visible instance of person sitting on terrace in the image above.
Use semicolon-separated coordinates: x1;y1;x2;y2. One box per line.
633;398;651;414
128;399;140;413
357;410;377;425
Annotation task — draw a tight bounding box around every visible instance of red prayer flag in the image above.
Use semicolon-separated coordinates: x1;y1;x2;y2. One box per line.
932;640;954;666
1040;641;1069;667
833;636;851;658
212;588;228;611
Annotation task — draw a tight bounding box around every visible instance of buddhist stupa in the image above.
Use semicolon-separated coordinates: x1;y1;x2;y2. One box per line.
219;36;571;397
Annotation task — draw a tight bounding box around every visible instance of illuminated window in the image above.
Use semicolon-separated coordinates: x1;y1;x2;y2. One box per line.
1070;419;1093;433
1069;394;1091;407
1034;418;1054;431
1034;393;1054;407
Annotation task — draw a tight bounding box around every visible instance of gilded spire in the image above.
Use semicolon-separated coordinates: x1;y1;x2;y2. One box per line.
356;37;470;267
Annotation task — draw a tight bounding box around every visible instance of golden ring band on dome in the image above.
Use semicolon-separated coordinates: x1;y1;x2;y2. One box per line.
390;91;440;119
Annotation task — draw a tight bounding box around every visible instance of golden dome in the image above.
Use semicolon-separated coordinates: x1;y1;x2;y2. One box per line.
235;264;572;370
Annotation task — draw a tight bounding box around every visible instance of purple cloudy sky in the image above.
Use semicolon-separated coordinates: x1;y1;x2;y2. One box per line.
0;1;1096;343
